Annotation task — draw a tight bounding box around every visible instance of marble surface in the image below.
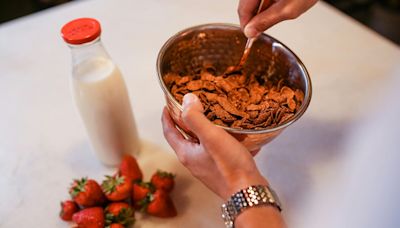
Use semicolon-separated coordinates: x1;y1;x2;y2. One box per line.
0;0;399;227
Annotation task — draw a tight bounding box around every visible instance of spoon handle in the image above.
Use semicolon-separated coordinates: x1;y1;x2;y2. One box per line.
237;0;273;69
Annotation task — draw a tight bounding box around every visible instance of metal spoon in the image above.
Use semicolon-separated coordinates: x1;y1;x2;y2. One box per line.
227;0;272;73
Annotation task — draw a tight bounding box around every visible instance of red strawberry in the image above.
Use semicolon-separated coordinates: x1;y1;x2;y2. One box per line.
59;200;79;221
69;177;106;207
102;174;132;201
106;202;132;217
72;207;104;228
105;202;135;227
119;155;142;181
132;182;154;202
146;189;177;218
110;224;125;228
150;170;175;192
132;182;155;209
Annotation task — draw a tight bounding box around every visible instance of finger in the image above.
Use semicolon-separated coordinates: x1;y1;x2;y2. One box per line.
181;94;250;156
244;1;289;38
238;0;260;29
181;94;228;143
162;108;186;149
162;108;192;160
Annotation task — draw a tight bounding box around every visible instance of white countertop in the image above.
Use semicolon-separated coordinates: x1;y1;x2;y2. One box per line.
0;0;399;227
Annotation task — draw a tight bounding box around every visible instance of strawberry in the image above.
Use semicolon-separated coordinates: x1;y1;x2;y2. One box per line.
146;189;177;218
106;202;132;217
132;182;154;202
69;177;106;207
132;181;155;209
109;224;125;228
72;207;104;228
119;154;143;182
150;170;175;192
105;202;135;227
59;200;79;221
102;174;132;201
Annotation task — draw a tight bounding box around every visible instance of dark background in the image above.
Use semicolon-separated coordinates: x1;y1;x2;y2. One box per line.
0;0;399;45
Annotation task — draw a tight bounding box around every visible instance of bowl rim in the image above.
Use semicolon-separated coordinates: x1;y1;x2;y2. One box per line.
156;23;312;134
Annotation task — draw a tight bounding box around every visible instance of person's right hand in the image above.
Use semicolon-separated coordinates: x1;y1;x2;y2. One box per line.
238;0;319;38
161;93;268;200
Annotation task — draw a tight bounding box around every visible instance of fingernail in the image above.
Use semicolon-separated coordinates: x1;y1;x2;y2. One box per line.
244;25;259;38
182;93;197;110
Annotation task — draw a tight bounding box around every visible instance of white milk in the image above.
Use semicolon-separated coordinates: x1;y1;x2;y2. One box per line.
72;57;139;166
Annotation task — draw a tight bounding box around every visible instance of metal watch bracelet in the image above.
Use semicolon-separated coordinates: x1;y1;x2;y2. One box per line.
221;185;282;228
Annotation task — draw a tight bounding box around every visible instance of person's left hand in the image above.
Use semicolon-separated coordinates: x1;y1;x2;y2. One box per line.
161;94;268;200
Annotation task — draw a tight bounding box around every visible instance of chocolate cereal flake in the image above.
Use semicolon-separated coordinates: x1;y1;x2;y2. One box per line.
164;67;304;129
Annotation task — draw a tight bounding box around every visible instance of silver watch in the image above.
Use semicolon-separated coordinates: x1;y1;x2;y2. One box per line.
221;185;282;228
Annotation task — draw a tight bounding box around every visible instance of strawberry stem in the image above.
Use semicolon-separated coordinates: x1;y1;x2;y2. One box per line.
70;177;87;198
102;175;125;194
156;170;175;178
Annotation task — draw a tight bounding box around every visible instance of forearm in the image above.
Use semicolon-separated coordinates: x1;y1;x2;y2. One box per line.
235;206;286;228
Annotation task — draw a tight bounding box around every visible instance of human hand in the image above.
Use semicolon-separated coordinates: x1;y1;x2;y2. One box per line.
238;0;319;38
161;93;268;200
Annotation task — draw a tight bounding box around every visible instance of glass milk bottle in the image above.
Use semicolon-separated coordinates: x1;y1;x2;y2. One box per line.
61;18;139;166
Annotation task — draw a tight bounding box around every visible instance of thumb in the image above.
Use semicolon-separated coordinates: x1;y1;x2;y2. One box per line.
181;93;225;142
182;93;204;114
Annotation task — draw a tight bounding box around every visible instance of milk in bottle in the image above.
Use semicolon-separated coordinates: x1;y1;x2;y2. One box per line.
61;18;139;166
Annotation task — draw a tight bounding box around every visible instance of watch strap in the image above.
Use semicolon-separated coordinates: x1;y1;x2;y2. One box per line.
221;185;282;228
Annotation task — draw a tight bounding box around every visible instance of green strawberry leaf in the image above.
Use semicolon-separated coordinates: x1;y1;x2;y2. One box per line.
70;177;87;198
156;170;175;178
102;175;125;194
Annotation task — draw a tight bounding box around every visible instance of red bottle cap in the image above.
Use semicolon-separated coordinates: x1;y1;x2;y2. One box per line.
61;18;101;45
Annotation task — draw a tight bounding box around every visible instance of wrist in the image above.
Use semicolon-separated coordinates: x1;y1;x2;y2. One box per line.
220;184;283;228
223;172;269;200
235;206;284;228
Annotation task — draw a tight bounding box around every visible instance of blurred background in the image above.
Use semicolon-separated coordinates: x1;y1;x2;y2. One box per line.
0;0;399;45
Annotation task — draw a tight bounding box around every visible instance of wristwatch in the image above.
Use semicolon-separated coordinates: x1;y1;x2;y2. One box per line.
221;185;282;228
